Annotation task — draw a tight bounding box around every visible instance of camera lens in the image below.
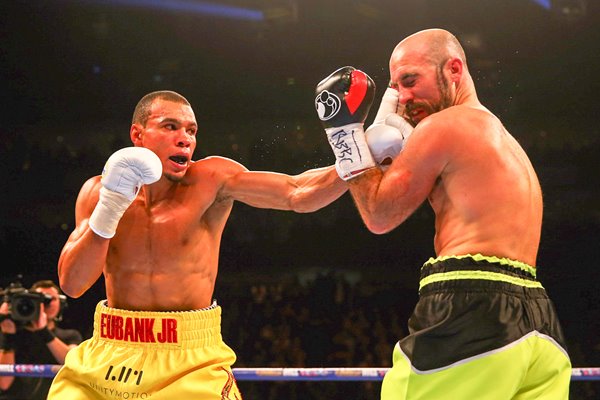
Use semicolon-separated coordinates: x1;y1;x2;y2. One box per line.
14;297;36;319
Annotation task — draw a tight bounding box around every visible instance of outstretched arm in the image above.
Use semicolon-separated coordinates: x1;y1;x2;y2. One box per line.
222;164;347;213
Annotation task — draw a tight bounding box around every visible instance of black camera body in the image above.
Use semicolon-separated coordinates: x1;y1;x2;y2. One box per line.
1;282;53;324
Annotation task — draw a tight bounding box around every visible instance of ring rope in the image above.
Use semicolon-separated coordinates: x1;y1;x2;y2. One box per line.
0;365;599;381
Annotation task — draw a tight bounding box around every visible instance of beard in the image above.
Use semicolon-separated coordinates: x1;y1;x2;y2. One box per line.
405;66;454;124
434;65;454;111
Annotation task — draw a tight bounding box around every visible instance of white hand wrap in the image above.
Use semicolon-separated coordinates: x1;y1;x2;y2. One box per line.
88;147;162;239
325;123;376;181
89;187;133;239
373;87;400;125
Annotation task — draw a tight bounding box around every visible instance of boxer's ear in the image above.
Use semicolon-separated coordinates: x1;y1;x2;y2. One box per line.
130;124;143;145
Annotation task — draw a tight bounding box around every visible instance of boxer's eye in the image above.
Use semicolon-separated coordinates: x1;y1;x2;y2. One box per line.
169;156;187;164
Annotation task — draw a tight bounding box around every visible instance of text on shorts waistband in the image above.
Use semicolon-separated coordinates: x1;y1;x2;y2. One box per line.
93;300;222;349
99;313;177;344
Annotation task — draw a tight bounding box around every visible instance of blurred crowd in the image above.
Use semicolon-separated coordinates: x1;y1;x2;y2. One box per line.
222;271;410;399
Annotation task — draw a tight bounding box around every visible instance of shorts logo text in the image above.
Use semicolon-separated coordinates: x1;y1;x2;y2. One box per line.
104;365;144;385
100;313;178;343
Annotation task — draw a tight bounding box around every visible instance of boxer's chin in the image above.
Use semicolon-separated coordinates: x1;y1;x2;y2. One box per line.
165;172;185;183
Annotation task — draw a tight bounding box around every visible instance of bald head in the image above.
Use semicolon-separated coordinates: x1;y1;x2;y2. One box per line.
390;29;466;70
388;29;477;123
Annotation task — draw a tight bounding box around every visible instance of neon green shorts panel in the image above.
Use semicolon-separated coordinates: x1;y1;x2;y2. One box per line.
381;255;571;399
381;332;571;400
48;301;242;400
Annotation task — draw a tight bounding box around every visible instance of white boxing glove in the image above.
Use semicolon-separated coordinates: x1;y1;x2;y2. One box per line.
88;147;162;238
366;124;404;166
366;87;414;165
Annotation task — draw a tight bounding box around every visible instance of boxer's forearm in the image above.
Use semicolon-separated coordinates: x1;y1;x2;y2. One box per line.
223;166;346;212
288;165;347;213
58;224;108;298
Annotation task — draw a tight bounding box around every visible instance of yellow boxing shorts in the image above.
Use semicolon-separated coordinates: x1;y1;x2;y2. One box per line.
48;300;242;400
381;254;571;400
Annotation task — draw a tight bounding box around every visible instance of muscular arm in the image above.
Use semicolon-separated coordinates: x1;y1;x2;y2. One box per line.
348;120;448;234
222;163;347;213
46;337;78;364
58;177;109;298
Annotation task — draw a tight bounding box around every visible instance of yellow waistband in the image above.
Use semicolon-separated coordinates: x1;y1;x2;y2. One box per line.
92;300;222;349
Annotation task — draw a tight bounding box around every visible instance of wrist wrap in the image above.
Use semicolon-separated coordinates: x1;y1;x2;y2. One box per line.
34;328;56;344
1;333;17;350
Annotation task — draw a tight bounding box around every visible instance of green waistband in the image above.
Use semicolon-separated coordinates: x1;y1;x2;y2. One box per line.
420;254;542;291
425;254;537;277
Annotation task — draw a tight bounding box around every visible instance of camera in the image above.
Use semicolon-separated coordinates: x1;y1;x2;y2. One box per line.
0;281;54;324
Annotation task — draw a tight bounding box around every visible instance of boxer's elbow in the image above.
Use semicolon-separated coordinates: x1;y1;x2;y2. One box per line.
59;278;86;299
58;265;87;298
363;217;395;235
359;207;399;235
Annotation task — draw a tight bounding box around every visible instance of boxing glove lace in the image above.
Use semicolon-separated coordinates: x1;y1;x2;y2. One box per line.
315;66;376;180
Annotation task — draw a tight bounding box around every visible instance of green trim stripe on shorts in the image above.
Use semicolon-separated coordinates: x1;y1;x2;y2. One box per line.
420;254;541;291
419;270;543;291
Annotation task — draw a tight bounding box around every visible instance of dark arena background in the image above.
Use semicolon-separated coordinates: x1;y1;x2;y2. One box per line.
2;1;599;398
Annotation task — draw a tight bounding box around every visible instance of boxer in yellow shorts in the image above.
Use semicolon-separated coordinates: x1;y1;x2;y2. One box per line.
49;301;240;399
52;91;346;398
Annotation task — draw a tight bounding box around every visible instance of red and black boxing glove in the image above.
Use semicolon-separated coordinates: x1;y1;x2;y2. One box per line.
315;66;377;180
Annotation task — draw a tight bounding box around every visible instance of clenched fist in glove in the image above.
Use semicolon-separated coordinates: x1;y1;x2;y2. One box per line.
88;147;162;238
365;86;414;166
315;66;376;180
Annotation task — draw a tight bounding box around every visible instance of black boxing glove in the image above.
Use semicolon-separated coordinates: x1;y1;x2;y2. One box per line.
315;66;376;180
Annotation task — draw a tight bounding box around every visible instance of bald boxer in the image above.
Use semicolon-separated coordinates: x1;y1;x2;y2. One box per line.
48;90;347;400
316;29;571;399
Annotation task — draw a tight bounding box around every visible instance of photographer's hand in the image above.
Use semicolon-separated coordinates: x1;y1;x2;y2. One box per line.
28;303;77;364
25;303;57;346
0;302;16;334
30;303;49;331
0;302;17;391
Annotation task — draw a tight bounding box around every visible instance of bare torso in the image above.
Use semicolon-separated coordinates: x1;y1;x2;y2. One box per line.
91;157;236;310
427;106;543;265
61;152;345;310
349;104;542;267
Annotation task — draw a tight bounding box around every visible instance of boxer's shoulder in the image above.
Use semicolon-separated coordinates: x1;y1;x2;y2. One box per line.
185;156;247;184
